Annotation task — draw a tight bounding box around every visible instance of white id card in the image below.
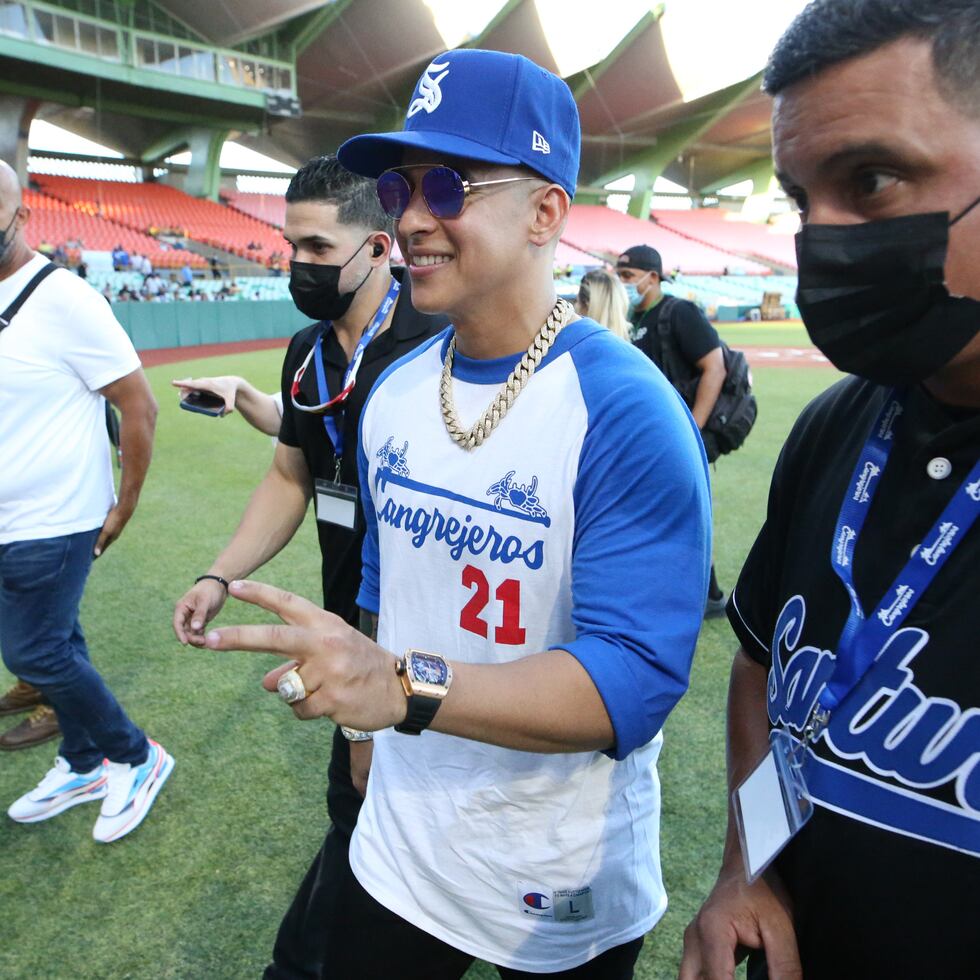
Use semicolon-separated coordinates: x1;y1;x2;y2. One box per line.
315;478;359;530
733;729;813;883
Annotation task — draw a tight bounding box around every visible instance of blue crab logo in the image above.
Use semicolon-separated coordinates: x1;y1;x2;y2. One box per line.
486;471;549;521
377;437;410;477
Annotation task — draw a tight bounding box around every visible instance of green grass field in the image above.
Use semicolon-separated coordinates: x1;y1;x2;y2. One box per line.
0;349;839;980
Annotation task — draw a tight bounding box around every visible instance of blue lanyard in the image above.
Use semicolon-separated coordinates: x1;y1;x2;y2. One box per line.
313;277;399;463
819;389;980;717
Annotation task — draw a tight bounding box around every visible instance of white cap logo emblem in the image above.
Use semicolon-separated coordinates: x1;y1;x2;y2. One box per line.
408;60;450;118
532;130;551;154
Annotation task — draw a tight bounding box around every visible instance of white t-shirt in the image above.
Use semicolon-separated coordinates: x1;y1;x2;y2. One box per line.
0;254;141;543
354;320;712;971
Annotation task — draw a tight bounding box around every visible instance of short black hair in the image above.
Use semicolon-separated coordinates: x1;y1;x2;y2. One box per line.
285;155;393;235
764;0;980;115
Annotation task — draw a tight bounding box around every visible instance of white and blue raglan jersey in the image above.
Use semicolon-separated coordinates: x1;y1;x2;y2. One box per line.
352;317;711;971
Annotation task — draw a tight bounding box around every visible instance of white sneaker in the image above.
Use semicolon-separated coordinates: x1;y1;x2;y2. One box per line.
92;739;174;844
8;756;108;823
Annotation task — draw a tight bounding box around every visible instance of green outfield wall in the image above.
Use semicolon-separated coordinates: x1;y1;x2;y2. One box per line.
111;301;307;350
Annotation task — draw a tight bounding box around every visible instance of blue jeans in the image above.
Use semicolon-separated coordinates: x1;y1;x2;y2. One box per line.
0;528;148;771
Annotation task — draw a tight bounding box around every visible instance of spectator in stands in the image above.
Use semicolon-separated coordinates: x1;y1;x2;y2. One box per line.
574;267;631;339
111;244;129;271
37;239;54;258
52;243;68;266
180;262;193;287
76;259;87;281
144;272;164;298
618;244;728;617
209;256;222;279
172;154;449;980
0;159;172;842
680;3;980;978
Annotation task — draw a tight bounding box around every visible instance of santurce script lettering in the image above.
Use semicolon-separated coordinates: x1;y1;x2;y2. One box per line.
377;498;544;570
768;595;980;814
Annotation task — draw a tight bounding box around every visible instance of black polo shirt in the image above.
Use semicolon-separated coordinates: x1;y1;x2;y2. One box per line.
729;376;980;979
278;267;448;624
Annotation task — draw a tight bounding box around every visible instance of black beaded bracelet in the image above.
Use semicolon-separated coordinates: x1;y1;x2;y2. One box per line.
195;574;230;591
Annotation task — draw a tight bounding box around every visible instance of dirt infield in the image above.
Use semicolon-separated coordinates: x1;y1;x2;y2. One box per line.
743;346;831;367
138;337;290;368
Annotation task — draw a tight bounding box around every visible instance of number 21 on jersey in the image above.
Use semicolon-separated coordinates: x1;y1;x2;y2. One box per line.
459;564;526;645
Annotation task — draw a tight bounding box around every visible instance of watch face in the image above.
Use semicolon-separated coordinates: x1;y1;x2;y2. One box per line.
409;652;448;686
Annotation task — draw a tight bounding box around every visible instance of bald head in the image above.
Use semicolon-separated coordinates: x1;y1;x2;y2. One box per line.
0;159;31;278
0;159;22;216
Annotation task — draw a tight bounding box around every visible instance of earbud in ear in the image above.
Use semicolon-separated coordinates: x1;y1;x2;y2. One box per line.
372;243;384;257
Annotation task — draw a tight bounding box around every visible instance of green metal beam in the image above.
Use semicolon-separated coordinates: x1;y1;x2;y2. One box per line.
0;36;268;111
0;78;259;132
140;129;194;164
569;4;665;101
591;72;763;194
698;156;773;196
285;0;356;56
183;128;229;200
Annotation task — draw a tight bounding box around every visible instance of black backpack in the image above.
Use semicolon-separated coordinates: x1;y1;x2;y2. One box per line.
655;297;757;463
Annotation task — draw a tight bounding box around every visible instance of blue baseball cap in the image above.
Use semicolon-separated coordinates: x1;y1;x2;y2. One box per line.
338;49;580;198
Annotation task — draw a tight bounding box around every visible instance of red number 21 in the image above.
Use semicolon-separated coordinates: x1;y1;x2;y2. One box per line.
460;564;526;645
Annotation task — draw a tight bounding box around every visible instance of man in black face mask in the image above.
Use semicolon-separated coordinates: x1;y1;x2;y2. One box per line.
172;155;447;979
680;3;980;979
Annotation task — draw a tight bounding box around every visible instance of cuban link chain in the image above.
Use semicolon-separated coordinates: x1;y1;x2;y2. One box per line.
440;297;574;451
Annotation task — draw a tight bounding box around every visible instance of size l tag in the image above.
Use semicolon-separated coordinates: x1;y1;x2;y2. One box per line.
733;729;813;883
517;882;594;923
314;479;359;530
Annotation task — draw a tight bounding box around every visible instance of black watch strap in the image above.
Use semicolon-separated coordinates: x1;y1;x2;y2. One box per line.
394;694;442;736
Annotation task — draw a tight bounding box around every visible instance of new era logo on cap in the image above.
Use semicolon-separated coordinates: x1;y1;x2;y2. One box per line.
337;49;581;198
407;59;450;118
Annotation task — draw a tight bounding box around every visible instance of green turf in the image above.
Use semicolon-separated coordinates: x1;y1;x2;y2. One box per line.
716;322;810;347
0;351;840;979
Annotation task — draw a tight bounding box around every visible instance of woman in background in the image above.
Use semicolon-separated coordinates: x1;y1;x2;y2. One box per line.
575;268;632;340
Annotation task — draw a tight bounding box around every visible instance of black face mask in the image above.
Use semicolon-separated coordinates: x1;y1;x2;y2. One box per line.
795;196;980;385
0;210;19;266
289;237;372;322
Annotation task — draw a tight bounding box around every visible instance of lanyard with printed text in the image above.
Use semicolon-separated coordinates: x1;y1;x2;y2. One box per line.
808;388;980;738
313;277;399;469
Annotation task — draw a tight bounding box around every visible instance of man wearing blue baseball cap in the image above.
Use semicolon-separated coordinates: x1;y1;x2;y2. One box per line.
205;49;711;977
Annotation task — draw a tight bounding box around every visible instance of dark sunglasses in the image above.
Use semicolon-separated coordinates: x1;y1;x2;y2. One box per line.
376;165;538;219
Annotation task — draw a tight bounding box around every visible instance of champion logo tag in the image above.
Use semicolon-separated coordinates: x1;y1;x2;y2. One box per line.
967;478;980;502
407;59;450;118
532;130;551;154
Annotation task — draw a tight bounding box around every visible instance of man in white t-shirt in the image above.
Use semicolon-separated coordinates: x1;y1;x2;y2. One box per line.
203;51;711;976
0;160;173;844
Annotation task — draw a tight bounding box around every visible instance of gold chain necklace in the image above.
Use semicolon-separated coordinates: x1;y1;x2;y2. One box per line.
440;298;574;451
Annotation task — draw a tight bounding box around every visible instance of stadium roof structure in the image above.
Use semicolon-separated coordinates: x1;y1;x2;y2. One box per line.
2;0;778;211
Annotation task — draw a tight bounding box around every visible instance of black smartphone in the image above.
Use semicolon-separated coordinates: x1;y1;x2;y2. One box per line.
179;390;226;417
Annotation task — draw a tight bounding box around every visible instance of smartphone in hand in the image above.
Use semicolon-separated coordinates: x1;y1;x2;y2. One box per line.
179;390;226;417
